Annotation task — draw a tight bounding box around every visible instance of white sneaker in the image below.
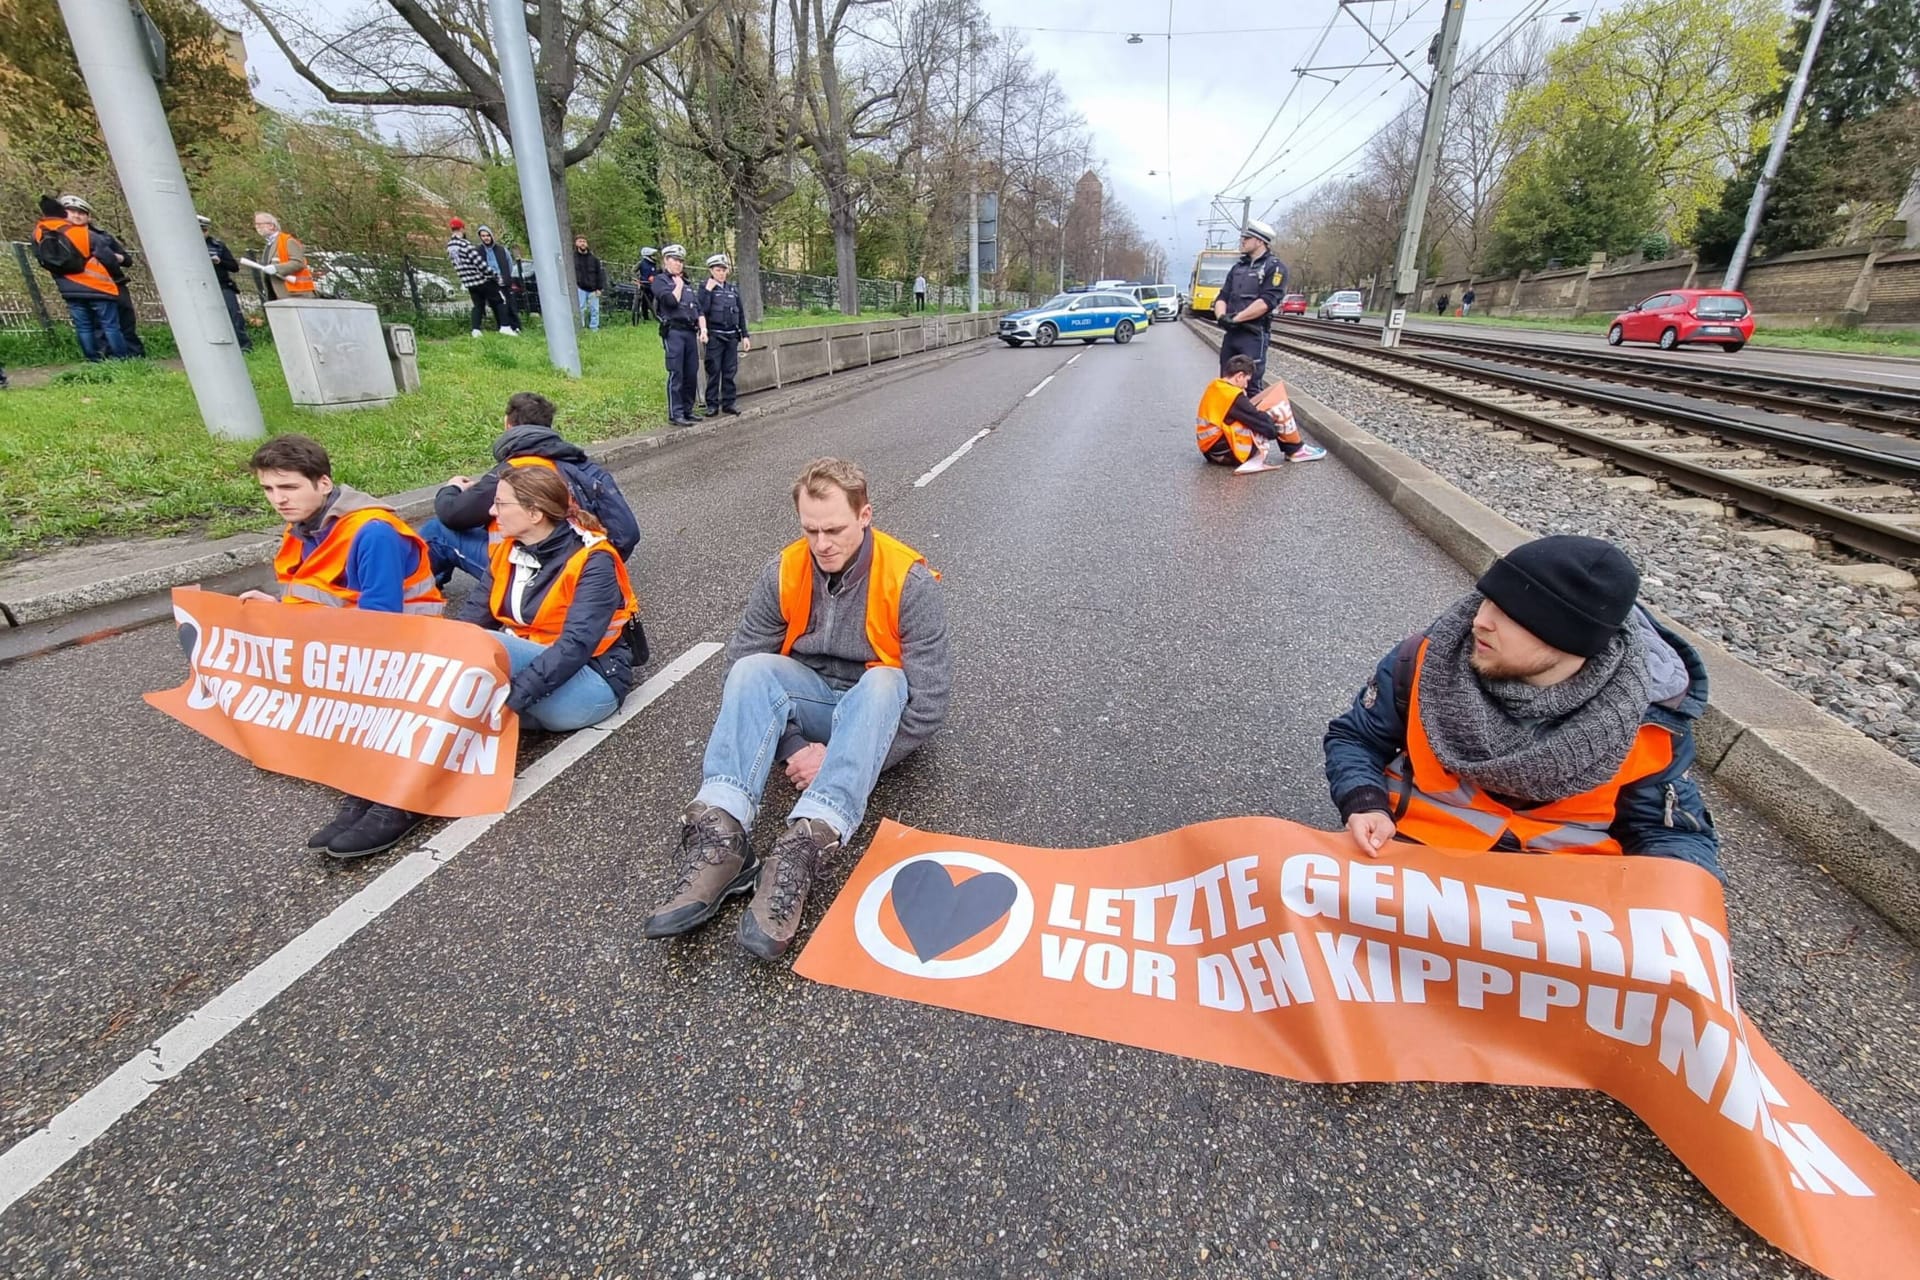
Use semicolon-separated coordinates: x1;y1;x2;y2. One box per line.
501;327;518;336
471;328;482;338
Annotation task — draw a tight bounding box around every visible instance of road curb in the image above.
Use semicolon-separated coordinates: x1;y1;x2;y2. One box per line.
0;331;992;633
1184;318;1920;942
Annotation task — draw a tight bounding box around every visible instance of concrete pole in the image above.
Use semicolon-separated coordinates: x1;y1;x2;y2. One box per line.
1725;0;1835;292
1382;0;1467;349
57;0;264;440
487;0;580;377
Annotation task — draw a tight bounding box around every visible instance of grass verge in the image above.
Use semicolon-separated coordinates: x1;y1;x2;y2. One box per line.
0;324;668;560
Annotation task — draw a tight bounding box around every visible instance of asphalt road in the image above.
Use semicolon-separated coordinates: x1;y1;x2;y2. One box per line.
1311;314;1920;391
1;322;1916;1277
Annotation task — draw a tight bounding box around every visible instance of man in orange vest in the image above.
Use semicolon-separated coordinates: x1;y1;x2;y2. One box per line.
251;212;314;300
1323;535;1720;876
644;457;952;959
32;194;131;361
239;434;444;860
1196;353;1325;473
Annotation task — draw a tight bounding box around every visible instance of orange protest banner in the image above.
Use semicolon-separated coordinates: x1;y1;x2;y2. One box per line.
796;817;1920;1279
145;588;518;818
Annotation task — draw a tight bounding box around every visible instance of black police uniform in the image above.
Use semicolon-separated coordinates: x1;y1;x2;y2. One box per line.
1217;249;1287;389
652;270;701;423
204;233;253;350
697;275;749;414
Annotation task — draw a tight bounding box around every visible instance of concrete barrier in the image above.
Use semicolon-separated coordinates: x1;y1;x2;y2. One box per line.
708;310;1006;404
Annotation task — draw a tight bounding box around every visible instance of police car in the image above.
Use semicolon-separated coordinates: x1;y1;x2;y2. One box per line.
998;291;1150;347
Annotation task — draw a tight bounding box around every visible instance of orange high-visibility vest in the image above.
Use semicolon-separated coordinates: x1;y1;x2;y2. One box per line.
271;232;315;294
274;503;443;614
1385;638;1674;855
487;531;638;657
1195;379;1254;463
488;456;562;545
778;530;930;670
35;220;118;297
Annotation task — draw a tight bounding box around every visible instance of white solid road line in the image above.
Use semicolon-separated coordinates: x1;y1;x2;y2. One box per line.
0;641;723;1216
913;428;992;488
1025;374;1055;397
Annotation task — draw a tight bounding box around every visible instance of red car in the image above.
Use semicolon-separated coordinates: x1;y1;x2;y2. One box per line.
1608;288;1754;352
1278;293;1308;316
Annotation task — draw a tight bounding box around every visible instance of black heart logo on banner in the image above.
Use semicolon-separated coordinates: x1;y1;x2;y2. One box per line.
891;859;1018;963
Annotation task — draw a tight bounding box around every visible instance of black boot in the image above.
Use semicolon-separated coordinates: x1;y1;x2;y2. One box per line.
308;794;373;848
327;803;424;860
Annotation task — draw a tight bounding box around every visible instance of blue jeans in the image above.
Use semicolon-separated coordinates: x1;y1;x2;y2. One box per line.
577;288;601;330
696;653;909;841
417;517;491;584
498;632;620;731
66;295;129;361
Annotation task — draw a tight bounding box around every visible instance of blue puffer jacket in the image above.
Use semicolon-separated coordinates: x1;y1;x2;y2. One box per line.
1322;607;1721;878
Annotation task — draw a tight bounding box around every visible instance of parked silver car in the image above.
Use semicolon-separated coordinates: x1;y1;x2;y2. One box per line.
1317;289;1364;322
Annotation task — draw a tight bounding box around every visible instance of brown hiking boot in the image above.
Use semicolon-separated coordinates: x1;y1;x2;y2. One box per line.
738;818;840;961
642;802;755;939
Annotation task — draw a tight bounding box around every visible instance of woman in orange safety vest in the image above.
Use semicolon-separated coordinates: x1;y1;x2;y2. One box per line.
454;465;640;732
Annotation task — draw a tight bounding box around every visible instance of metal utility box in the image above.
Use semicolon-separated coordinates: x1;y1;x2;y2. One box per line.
384;323;420;394
263;298;398;410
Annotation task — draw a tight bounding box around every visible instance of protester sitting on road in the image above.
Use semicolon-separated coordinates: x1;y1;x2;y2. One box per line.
1323;535;1720;876
417;391;640;586
32;194;131;362
644;457;952;960
239;434;444;860
1195;354;1325;473
453;465;639;733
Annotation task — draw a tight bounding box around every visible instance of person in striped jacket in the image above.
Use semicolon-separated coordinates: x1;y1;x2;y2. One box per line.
446;218;516;337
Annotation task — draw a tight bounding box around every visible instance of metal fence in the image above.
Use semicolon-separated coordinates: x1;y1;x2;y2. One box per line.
3;241;1033;339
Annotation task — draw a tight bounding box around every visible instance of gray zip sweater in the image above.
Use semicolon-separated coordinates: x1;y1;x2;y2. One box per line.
726;528;951;769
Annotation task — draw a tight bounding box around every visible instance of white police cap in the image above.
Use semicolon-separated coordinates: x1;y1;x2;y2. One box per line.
706;253;730;269
660;243;686;260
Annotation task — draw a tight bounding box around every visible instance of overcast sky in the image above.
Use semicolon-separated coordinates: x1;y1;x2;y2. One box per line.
236;0;1625;277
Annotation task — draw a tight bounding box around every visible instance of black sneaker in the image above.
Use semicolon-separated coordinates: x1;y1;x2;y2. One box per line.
327;803;424;860
738;818;840;960
308;794;373;848
721;406;741;416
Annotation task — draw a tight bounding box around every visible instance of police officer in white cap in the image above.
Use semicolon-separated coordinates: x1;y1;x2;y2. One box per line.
697;252;751;417
1213;218;1288;390
198;214;252;351
650;244;700;425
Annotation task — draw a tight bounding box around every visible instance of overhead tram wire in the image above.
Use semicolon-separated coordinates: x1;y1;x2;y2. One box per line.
1217;9;1341;195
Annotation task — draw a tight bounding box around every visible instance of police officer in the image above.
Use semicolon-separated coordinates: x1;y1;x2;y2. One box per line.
697;253;752;417
199;214;253;351
651;245;701;426
1212;218;1287;390
634;247;658;323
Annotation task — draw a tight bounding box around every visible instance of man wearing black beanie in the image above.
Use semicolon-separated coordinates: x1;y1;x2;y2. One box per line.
1323;535;1720;876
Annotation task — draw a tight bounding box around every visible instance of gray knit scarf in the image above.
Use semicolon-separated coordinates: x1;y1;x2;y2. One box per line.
1416;594;1652;804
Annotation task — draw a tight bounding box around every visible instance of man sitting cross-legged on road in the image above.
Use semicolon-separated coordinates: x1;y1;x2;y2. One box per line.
1322;535;1720;876
239;433;445;859
1195;354;1325;474
645;458;951;960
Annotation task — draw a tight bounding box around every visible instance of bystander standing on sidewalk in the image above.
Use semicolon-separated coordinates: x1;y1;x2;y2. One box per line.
574;235;604;332
31;194;130;361
474;226;522;333
913;273;927;311
198;214;252;351
447;218;516;337
1462;286;1477;316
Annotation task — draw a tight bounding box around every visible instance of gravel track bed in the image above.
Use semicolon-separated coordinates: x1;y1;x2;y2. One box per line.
1279;356;1920;768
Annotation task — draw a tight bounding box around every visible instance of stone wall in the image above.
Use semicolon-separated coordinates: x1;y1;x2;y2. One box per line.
1867;252;1920;326
729;310;1006;399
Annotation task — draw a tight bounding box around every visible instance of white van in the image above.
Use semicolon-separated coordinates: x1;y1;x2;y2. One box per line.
1127;284;1180;322
1318;289;1364;322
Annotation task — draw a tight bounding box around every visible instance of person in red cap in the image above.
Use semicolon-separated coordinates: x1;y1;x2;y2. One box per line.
447;217;516;337
1323;535;1720;876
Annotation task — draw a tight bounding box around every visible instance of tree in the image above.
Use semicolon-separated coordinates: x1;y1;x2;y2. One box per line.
1504;0;1785;244
235;0;717;294
1484;116;1658;274
1694;0;1920;261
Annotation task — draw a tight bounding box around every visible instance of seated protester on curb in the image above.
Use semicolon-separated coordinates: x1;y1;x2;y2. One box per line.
1323;535;1720;877
239;434;444;860
417;391;639;586
644;458;952;961
453;465;639;733
1195;354;1325;474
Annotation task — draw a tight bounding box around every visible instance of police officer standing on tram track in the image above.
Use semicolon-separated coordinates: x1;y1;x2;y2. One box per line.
651;245;701;426
697;252;751;417
1212;218;1287;390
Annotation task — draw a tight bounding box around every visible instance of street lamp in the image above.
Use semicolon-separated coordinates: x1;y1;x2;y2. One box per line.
1126;32;1143;44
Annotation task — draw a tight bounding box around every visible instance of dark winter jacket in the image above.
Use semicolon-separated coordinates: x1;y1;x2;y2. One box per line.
205;234;241;292
39;222;130;302
447;234;492;289
573;248;605;292
454;522;634;712
432;424;593;531
651;271;700;330
1322;607;1720;877
476;238;514;282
